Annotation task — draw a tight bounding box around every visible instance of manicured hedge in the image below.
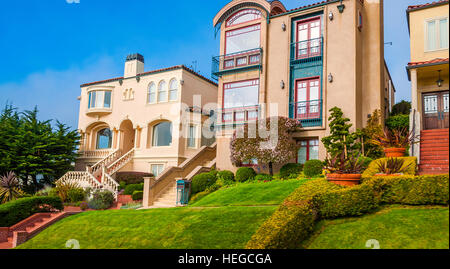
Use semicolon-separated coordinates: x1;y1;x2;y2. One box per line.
279;163;303;179
116;172;153;185
235;167;256;182
303;160;324;178
191;172;217;194
362;157;417;179
132;191;144;201
123;183;144;195
364;174;449;205
0;196;63;227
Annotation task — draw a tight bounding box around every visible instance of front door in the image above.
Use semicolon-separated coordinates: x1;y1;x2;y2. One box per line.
423;91;449;130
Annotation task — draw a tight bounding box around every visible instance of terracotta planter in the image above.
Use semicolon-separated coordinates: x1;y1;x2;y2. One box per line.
326;173;361;186
384;148;406;157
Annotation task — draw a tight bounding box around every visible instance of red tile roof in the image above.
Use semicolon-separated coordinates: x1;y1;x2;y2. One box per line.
407;58;449;67
285;0;330;13
407;0;448;11
80;65;217;87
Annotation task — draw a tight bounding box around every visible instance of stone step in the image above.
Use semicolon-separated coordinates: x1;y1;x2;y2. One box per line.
421;155;450;160
420;160;450;165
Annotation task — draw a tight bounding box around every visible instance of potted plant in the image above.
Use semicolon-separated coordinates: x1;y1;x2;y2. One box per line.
372;128;416;157
324;153;364;186
375;158;412;176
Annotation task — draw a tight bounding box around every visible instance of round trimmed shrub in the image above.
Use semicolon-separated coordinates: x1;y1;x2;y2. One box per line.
303;160;324;178
217;170;234;182
191;172;217;194
255;174;273;182
279;163;304;179
124;183;144;195
88;190;115;210
132;191;144;201
236;167;257;182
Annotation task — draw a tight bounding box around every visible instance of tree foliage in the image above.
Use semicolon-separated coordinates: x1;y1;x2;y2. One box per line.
230;117;302;175
355;109;384;159
0;105;80;193
391;100;411;116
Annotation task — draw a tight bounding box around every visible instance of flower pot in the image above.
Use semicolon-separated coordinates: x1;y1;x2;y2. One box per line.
326;173;361;186
384;148;406;157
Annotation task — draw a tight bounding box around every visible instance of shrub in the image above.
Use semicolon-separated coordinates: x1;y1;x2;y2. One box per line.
119;181;127;191
87;190;115;210
115;172;153;185
216;170;235;186
67;188;86;203
79;202;89;211
363;174;449;205
0;196;63;227
358;156;373;171
255;174;273;182
53;181;81;202
303;160;324;178
362;157;417;179
235;167;257;182
123;183;144;195
279;163;303;179
386;114;410;131
191;172;217;194
131;191;143;201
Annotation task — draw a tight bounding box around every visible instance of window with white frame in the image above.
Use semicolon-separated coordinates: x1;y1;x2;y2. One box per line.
226;9;262;27
148;83;156;103
297;139;319;165
426;17;448;51
158;81;168;102
151;164;164;177
225;24;261;55
169;79;178;101
187;125;196;148
88;90;111;109
223;79;259;109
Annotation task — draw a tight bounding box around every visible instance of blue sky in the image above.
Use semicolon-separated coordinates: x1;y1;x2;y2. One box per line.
0;0;434;129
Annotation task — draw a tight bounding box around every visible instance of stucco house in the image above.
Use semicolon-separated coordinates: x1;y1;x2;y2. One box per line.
406;0;449;175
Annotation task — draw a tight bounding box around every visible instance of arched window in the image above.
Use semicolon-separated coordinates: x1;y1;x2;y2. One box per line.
158;81;167;102
226;9;262;27
148;83;156;103
152;122;172;147
169;79;178;101
96;128;113;149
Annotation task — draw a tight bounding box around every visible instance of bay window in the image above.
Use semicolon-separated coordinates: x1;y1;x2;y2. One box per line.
222;79;259;122
225;24;261;55
297;139;319;165
88;90;112;109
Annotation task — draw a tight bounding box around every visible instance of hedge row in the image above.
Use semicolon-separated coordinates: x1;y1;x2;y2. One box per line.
246;174;449;249
0;196;63;227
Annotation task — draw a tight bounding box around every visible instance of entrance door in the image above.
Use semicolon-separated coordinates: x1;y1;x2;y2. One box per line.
423;91;449;130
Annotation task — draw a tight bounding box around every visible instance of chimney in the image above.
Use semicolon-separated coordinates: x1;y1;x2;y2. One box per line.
124;53;145;78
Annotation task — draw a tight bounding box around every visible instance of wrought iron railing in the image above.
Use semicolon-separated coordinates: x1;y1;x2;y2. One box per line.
290;100;323;127
212;48;263;79
290;37;323;63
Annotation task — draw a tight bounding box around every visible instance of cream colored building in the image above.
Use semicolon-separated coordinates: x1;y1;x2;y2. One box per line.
212;0;394;172
406;0;449;174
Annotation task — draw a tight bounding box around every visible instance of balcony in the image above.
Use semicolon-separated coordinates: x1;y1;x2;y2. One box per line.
212;48;263;80
290;100;323;128
217;105;260;126
290;37;323;64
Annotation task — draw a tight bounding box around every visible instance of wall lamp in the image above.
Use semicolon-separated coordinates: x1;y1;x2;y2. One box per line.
337;0;345;13
328;73;334;83
281;22;286;31
280;80;285;89
328;11;334;21
436;70;444;87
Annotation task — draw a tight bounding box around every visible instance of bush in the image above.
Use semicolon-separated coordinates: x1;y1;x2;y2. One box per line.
217;170;235;182
363;174;449;205
0;196;63;227
386;114;410;131
79;202;89;211
362;157;417;179
132;191;143;201
191;172;217;194
67;188;86;203
279;163;303;179
87;190;115;210
358;156;373;171
119;181;127;191
123;183;144;195
255;174;273;182
235;167;256;182
303;160;324;178
115;172;153;185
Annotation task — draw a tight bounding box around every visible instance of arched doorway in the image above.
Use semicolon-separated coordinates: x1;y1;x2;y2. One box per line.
120;120;135;153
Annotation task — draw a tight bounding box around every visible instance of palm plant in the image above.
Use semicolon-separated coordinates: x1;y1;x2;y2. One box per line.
0;172;25;204
325;153;365;174
371;127;417;149
53;181;81;202
376;158;412;175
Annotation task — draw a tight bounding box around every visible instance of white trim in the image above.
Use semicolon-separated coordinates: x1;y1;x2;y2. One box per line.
424;16;449;52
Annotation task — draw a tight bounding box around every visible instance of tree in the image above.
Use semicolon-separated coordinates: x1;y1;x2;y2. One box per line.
230;117;302;175
0;105;80;193
355;109;384;159
391;100;411;116
321;107;358;158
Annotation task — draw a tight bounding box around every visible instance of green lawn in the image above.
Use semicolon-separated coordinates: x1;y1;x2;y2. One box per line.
305;206;449;249
17;206;276;249
190;178;311;207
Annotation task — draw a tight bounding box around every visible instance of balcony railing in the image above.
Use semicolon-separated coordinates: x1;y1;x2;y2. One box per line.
217;105;260;125
212;48;263;80
290;100;323;127
290;37;323;63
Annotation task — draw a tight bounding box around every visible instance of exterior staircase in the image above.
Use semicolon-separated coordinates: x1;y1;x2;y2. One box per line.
143;143;217;209
57;149;135;199
419;129;449;175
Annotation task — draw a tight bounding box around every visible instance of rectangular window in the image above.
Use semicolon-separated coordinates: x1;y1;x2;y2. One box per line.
223;79;259;109
88;90;111;109
151;164;164;177
104;91;111;108
296;17;321;59
295;78;321;120
297;139;320;165
426;17;449;51
225;24;261;55
187;125;196;148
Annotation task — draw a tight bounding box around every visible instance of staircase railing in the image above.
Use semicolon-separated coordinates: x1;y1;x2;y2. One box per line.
102;170;120;199
58;171;102;190
89;149;122;177
107;148;135;175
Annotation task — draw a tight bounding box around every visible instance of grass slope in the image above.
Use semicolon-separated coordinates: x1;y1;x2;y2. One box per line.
306;206;449;249
17;206;276;249
190;178;311;207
